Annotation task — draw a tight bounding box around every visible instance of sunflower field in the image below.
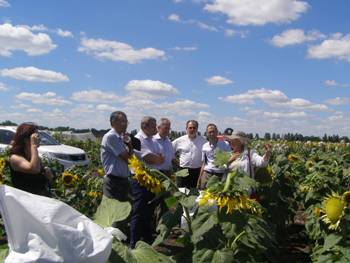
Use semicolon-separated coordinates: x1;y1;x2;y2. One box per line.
0;139;349;262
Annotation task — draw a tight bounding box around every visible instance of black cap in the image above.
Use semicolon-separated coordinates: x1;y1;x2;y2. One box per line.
224;128;233;135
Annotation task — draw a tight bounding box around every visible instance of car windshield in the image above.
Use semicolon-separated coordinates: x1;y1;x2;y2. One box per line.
39;131;60;146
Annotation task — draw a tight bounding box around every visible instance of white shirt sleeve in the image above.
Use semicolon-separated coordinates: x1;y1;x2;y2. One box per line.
251;150;268;168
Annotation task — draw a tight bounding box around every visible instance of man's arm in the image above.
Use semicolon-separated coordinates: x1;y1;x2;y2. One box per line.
197;162;205;189
107;135;132;163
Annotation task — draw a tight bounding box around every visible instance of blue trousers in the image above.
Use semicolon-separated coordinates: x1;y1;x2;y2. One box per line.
129;179;156;248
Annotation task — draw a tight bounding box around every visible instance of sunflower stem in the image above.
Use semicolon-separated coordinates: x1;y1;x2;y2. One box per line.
183;207;193;235
153;169;180;192
230;230;246;249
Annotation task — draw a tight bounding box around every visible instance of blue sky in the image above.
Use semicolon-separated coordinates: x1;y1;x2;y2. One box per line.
0;0;349;136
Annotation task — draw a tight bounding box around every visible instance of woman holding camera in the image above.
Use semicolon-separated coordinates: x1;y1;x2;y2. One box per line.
9;122;52;196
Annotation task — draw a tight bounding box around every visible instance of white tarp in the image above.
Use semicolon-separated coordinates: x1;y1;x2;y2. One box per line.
0;185;112;263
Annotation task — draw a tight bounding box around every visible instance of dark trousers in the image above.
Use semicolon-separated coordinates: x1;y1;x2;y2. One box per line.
103;174;131;202
129;179;156;248
176;167;201;189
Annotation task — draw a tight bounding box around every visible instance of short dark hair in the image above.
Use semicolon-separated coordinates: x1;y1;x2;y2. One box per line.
110;111;126;126
186;120;198;129
206;123;217;131
141;116;156;129
158;118;171;127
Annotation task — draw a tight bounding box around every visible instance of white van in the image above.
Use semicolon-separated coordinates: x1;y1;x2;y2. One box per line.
0;126;89;169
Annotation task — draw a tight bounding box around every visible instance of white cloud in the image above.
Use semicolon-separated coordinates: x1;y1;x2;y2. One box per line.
23;24;48;32
78;37;165;64
277;98;329;111
194;21;218;32
168;13;218;32
220;88;289;104
16;92;71;106
206;75;233;86
71;89;119;102
159;99;209;116
0;66;69;82
20;24;73;38
204;0;309;26
125;80;179;98
0;82;8;91
0;23;56;56
0;0;9;7
56;28;73;38
168;14;181;22
162;99;209;109
263;111;307;119
271;29;325;47
221;89;329;112
96;104;118;112
328;114;344;121
71;104;94;113
308;34;350;61
224;29;248;38
325;97;350;105
14;103;30;109
325;79;338;87
198;111;212;117
324;79;350;88
27;108;43;113
171;46;198;51
173;0;184;3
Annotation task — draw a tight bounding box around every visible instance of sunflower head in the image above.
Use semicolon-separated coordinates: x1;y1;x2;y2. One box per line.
97;168;104;177
342;191;350;204
288;154;301;162
255;166;274;185
62;172;78;187
87;191;102;198
305;160;315;171
198;191;216;207
131;158;163;194
0;158;6;170
321;193;345;230
128;154;142;170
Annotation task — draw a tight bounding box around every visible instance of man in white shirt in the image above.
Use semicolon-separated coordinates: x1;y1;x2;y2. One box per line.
172;120;206;188
153;118;174;176
197;123;231;189
130;116;164;248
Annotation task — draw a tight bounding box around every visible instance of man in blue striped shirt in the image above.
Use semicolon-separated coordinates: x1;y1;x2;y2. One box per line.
101;111;134;202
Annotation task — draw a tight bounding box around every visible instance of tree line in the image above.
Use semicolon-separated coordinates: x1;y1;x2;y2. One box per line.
1;120;348;143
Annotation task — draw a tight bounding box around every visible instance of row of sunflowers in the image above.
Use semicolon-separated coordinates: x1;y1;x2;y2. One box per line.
0;139;349;262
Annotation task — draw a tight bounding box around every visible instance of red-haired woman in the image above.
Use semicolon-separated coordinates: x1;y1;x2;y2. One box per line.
9;123;52;196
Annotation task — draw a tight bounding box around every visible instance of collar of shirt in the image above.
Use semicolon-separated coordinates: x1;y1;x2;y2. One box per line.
137;129;151;140
111;128;122;138
154;133;168;140
186;134;197;141
208;140;218;149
